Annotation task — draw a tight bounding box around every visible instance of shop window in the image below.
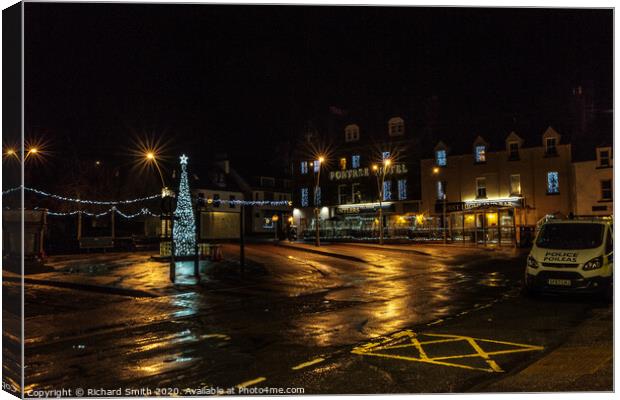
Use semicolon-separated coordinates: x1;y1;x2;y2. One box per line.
475;145;486;163
508;142;520;160
598;148;612;167
436;149;447;166
340;157;347;170
476;177;487;198
601;179;612;201
300;161;309;174
300;188;309;207
436;181;446;200
352;154;361;169
545;137;557;156
398;179;407;200
510;174;521;196
314;186;321;206
546;172;559;194
383;181;392;201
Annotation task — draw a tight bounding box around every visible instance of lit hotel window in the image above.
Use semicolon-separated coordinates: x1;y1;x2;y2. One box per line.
436;181;446;200
300;161;308;174
510;174;521;195
313;160;321;173
547;172;559;194
436;149;447;166
352;155;361;168
398;179;407;200
382;151;391;161
383;181;392;200
475;146;486;163
340;157;347;170
301;188;309;207
314;187;321;206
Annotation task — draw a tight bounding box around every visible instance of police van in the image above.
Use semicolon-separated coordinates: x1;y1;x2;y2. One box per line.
524;216;613;299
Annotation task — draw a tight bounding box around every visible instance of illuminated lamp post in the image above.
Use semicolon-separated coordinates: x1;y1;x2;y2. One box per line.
372;158;391;245
313;156;325;247
272;214;279;241
433;167;447;244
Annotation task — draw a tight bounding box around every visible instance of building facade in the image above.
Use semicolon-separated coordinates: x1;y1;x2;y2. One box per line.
292;116;423;240
571;145;613;216
420;127;574;245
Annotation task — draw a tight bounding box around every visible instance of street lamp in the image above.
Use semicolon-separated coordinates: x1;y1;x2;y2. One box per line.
272;214;279;241
372;158;391;245
313;156;325;247
145;151;166;188
433;167;447;244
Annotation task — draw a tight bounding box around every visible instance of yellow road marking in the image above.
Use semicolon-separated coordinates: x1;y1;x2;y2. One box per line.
352;331;544;373
291;357;325;370
236;377;266;388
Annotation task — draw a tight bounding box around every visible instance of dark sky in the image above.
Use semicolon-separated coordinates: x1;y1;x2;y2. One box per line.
23;4;613;174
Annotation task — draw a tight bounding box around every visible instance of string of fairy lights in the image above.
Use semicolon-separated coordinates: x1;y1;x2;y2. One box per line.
2;185;292;219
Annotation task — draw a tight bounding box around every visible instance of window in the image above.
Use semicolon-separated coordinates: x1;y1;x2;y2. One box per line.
382;151;391;161
300;188;309;207
229;195;236;208
598;148;612;167
213;194;221;208
352;183;361;203
545;138;557;155
436;150;447;166
510;174;521;195
476;177;487;198
300;161;308;174
475;145;486;163
313;160;321;173
398;179;407;200
436;181;446;200
352;155;361;169
314;186;321;206
508;142;519;160
338;184;349;204
345;124;360;142
383;181;392;200
547;171;559;194
601;179;612;201
339;157;347;170
388;117;404;136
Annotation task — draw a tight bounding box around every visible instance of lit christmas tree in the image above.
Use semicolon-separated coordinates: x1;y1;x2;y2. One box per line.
173;154;196;256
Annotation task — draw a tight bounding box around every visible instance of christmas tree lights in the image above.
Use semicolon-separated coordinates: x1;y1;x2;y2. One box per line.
172;154;196;256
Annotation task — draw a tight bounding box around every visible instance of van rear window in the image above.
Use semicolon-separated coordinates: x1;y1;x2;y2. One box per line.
536;223;604;249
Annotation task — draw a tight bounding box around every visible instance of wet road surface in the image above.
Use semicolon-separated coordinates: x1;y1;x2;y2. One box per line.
5;243;611;394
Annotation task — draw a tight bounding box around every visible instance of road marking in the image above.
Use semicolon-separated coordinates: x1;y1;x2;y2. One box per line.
236;377;266;388
427;319;443;326
291;357;325;370
351;331;544;373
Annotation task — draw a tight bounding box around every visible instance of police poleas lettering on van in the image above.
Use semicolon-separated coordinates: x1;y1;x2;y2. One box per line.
542;251;578;263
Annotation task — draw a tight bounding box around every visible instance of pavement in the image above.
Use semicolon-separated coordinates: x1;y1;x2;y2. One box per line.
2;242;613;395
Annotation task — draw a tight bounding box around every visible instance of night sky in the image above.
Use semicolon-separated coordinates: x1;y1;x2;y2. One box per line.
21;4;613;186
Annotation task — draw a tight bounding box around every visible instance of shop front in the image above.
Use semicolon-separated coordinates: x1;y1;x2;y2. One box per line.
435;197;524;246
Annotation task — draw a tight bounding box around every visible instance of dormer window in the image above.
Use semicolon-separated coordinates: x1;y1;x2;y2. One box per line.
545;137;557;156
436;149;447;166
475;145;486;163
597;147;612;168
388;117;404;136
345;124;360;142
508;142;520;160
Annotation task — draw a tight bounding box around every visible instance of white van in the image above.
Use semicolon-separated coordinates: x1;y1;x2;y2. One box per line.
524;217;613;298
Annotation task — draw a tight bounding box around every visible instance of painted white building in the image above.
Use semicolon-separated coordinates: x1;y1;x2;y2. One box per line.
571;146;613;216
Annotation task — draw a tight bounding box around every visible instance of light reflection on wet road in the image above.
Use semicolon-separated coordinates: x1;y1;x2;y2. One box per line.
18;243;526;393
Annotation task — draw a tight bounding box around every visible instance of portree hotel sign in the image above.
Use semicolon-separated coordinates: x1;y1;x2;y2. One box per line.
329;164;408;181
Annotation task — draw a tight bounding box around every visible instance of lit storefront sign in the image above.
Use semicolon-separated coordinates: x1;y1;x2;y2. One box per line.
435;197;524;213
336;202;395;215
329;164;408;181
